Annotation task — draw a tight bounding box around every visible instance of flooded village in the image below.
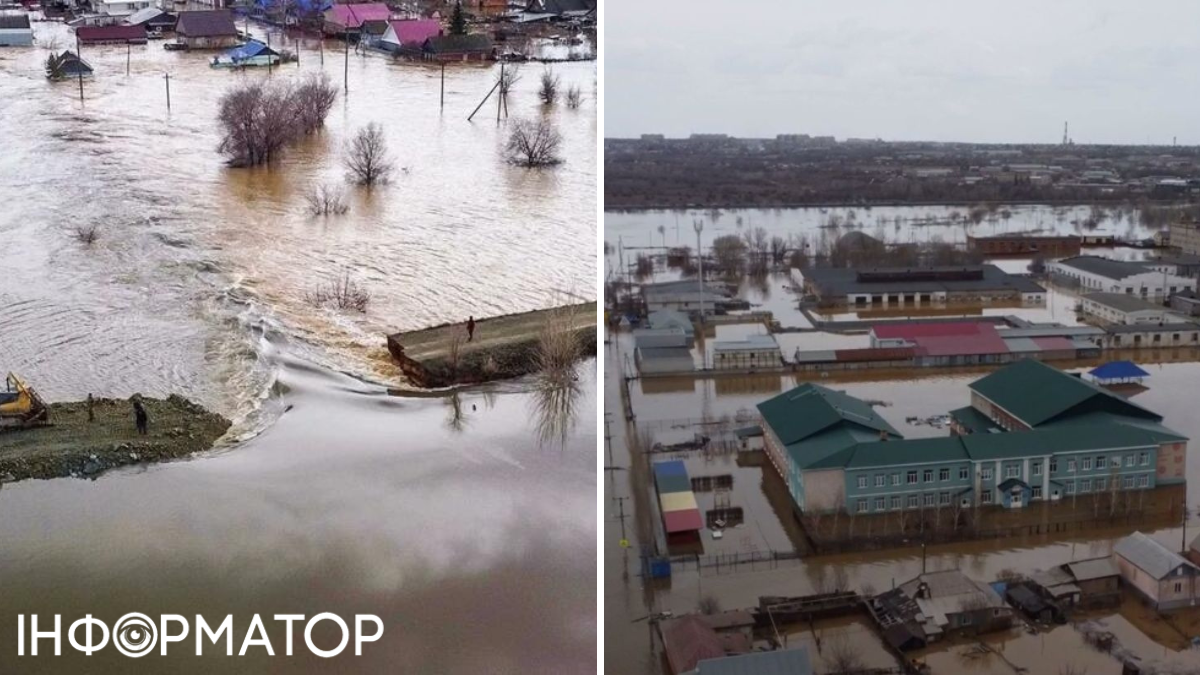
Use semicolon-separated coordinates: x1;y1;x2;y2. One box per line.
0;0;596;671
604;197;1200;675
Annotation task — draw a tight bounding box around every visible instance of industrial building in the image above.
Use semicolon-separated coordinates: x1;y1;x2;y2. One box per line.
802;265;1046;307
1048;256;1194;300
641;280;742;316
967;234;1080;258
1105;323;1200;349
756;360;1187;517
1169;220;1200;257
865;321;1100;367
0;13;33;46
711;335;780;371
1079;292;1185;326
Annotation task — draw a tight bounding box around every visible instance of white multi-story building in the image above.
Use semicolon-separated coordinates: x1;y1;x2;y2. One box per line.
97;0;152;17
1049;256;1195;301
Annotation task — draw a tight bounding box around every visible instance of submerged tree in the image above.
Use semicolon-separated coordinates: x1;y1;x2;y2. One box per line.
449;1;467;35
216;76;336;167
345;122;394;186
506;118;562;167
538;66;559;105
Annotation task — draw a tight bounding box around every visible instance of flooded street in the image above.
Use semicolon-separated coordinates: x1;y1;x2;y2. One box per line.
0;17;596;674
603;201;1200;672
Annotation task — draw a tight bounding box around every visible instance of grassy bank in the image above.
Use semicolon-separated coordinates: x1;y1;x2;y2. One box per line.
0;395;231;483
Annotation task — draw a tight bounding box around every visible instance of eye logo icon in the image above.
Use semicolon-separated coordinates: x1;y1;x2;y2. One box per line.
112;613;157;658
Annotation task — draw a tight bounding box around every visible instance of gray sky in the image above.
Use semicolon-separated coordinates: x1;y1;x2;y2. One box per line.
605;0;1200;144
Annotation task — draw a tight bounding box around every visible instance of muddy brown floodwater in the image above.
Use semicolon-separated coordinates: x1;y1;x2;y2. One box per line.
604;297;1200;671
0;16;596;675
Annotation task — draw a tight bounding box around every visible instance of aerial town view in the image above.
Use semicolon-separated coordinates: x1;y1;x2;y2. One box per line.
605;2;1200;674
0;0;596;671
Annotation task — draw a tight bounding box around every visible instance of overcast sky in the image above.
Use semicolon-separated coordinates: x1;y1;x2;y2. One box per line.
605;1;1200;144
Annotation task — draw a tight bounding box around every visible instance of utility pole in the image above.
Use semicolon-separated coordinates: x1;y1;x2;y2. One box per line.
693;218;705;320
440;61;445;110
613;496;629;542
164;72;171;112
75;34;83;103
126;42;130;75
496;62;504;123
343;32;349;93
267;31;272;75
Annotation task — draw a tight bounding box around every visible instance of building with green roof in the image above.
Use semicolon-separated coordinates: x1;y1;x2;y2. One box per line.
757;359;1188;517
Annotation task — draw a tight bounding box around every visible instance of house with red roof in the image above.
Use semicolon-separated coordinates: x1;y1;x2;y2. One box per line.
377;18;441;54
76;24;147;44
322;3;390;36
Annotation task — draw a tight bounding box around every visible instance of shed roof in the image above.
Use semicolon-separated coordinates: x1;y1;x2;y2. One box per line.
76;24;146;42
425;33;493;53
1066;557;1119;582
695;648;814;675
0;13;31;29
1088;361;1150;380
175;10;237;37
1115;532;1198;580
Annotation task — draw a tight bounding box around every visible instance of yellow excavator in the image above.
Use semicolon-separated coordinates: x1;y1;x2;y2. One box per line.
0;373;49;429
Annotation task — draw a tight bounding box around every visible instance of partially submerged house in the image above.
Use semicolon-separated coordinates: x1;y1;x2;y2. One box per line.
76;24;147;44
872;570;1012;651
659;615;751;675
322;3;390;37
174;10;239;49
210;39;280;67
126;6;177;31
1114;532;1200;611
712;335;781;371
0;13;33;46
45;50;93;79
377;18;441;54
422;33;494;61
646;309;696;346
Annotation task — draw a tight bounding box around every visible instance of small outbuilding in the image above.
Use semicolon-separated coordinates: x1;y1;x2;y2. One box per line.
45;50;93;79
422;33;494;61
174;10;239;49
76;24;147;44
0;13;34;46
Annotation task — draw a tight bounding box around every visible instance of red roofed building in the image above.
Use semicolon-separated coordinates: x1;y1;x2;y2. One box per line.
323;3;391;35
76;24;147;44
870;321;1012;365
378;18;441;53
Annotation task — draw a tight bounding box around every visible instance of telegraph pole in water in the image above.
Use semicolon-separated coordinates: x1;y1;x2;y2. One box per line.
75;34;83;102
164;72;171;111
343;32;349;93
440;62;445;110
126;42;130;75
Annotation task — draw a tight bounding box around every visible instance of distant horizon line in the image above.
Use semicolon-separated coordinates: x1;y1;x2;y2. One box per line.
605;134;1197;148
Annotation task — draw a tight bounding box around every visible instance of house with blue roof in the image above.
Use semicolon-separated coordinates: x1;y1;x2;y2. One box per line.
758;359;1187;517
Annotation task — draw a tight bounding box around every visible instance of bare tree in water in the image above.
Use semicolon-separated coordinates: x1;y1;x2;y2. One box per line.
292;72;338;133
306;183;349;216
506;118;562;167
538;66;559;105
824;635;865;674
345;122;394;186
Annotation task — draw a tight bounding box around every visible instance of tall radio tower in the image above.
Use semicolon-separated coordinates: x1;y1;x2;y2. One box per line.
1062;121;1070;146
